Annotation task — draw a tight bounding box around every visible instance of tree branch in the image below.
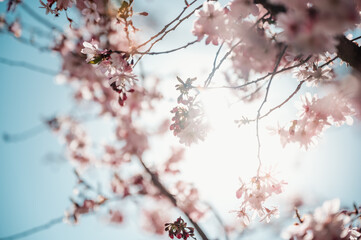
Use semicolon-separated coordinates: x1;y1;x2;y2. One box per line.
256;45;287;175
21;2;62;32
137;156;209;240
0;217;63;240
253;0;361;73
0;57;57;76
135;40;198;55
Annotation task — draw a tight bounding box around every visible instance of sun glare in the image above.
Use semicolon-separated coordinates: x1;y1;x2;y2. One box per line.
181;88;298;213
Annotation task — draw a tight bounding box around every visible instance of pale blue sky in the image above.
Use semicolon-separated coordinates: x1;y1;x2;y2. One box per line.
1;2;361;240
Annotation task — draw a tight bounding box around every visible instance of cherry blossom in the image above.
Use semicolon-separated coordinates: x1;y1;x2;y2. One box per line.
235;167;286;225
81;1;101;23
2;1;361;240
192;1;228;45
274;92;354;149
81;41;102;63
282;199;361;240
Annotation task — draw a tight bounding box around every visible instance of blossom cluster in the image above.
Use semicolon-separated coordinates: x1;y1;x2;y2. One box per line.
274;0;360;55
81;41;137;107
165;217;196;240
276;93;354;149
282;199;361;240
170;77;209;146
64;196;107;224
235;168;287;225
2;1;361;239
40;0;76;15
46;116;94;165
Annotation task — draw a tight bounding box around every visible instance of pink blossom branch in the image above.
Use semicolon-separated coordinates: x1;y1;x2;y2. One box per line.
254;0;361;73
245;52;343;123
202;56;311;90
203;11;270;87
256;45;287;175
137;156;209;240
0;168;124;240
0;57;58;76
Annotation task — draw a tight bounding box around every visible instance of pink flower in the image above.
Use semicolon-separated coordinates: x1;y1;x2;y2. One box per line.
275;92;354;149
81;41;101;63
235;167;286;225
228;0;259;18
9;19;21;38
82;1;101;23
192;2;227;45
282;199;361;240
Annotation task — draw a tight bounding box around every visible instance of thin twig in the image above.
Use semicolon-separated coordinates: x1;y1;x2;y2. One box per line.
204;42;224;87
259;80;305;120
21;2;62;32
0;217;63;240
204;40;242;87
295;208;304;224
134;3;203;66
256;45;287;175
136;0;199;49
202;56;311;90
0;57;57;75
135;40;198;55
2;124;46;143
203;11;270;87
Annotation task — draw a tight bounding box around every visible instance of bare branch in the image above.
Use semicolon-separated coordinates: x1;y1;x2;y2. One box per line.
204;42;225;87
2;124;46;143
21;2;62;32
256;45;287;175
0;217;63;240
134;3;203;66
136;40;198;55
259;80;306;120
0;57;57;76
136;0;199;49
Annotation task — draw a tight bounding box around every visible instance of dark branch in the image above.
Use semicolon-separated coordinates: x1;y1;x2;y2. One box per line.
137;157;209;240
2;124;46;143
0;217;63;240
336;35;361;72
21;2;62;32
0;57;58;76
253;0;361;73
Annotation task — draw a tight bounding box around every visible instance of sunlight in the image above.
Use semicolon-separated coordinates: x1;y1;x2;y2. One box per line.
181;88;298;213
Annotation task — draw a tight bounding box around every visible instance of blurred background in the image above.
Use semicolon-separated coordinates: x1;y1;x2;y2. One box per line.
1;1;361;239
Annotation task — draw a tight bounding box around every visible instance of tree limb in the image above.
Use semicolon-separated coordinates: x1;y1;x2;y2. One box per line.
254;0;361;73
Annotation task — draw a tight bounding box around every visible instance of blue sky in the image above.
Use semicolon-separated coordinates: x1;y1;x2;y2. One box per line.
1;1;361;240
